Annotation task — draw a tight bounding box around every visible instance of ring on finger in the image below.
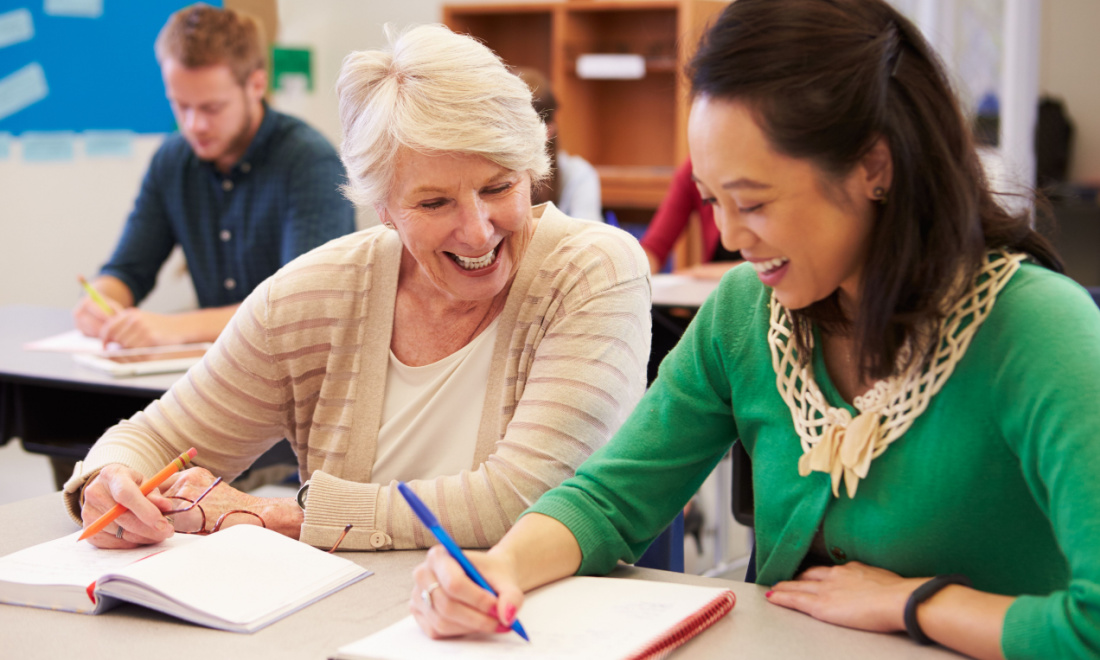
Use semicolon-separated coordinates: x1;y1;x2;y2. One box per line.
421;581;441;610
115;525;125;539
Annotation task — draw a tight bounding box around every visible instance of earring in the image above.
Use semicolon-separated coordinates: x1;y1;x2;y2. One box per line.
872;186;888;203
383;221;395;230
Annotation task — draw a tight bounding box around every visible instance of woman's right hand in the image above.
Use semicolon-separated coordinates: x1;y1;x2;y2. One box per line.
72;293;124;340
80;464;175;548
411;544;526;639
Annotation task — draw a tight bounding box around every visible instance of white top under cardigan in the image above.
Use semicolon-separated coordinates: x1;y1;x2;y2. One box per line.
373;319;500;486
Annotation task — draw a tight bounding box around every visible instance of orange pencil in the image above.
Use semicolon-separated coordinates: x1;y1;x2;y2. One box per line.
78;448;197;541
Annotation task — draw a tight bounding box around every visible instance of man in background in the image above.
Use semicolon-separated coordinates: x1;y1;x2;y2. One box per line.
514;67;604;223
74;4;355;347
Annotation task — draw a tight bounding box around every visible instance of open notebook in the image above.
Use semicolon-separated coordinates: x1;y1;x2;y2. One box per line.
0;525;370;633
25;329;211;376
333;576;735;660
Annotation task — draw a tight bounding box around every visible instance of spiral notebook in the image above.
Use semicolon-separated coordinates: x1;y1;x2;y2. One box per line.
331;576;735;660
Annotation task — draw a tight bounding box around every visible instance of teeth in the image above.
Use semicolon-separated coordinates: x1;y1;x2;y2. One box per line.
751;257;789;273
451;247;498;270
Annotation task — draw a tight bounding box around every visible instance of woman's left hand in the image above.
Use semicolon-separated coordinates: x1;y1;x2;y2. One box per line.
159;467;302;538
766;561;925;633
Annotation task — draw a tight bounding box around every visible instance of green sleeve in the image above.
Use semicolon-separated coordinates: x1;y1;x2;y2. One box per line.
991;269;1100;658
528;267;760;574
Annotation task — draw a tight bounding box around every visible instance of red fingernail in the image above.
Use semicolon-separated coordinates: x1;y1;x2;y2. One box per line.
495;624;511;633
765;590;774;598
503;604;516;624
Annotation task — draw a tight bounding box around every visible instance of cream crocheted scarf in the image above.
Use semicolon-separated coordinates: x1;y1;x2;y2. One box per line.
768;249;1026;499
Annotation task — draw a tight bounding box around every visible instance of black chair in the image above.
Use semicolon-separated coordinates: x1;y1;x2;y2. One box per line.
730;440;756;582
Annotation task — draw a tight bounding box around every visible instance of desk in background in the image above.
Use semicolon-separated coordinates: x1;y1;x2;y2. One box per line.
0;305;295;491
0;493;961;659
0;305;180;486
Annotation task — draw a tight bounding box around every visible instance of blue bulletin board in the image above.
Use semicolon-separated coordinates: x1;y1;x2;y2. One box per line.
0;1;222;135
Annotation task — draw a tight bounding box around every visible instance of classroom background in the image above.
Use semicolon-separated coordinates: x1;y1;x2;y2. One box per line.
1;0;1098;578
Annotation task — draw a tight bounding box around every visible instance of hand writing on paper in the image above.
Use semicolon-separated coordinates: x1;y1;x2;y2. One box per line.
99;309;182;348
411;545;526;639
73;294;125;341
80;464;177;549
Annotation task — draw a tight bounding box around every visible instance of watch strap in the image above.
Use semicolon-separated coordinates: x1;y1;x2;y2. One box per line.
904;573;972;645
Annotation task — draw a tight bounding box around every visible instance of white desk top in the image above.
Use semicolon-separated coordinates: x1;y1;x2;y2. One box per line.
0;494;961;660
651;274;721;309
0;305;182;396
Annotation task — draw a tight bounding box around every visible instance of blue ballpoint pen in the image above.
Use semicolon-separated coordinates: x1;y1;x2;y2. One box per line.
397;481;530;642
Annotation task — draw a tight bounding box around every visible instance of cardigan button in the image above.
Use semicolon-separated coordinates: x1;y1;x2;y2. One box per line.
369;532;388;548
830;546;847;561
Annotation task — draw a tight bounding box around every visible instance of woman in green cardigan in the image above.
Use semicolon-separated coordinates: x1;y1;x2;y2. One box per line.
408;1;1100;657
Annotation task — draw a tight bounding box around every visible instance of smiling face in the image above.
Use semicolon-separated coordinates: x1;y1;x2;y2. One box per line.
161;59;265;171
377;150;535;304
688;96;890;312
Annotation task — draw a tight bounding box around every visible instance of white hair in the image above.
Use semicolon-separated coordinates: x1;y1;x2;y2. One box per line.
337;24;551;209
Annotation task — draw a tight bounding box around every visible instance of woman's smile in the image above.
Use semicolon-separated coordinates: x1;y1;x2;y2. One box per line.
448;242;502;271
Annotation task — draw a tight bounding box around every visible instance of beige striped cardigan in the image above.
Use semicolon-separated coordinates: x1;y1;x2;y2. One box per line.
63;204;651;551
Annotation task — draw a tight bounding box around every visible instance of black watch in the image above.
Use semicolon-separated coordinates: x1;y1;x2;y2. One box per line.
296;481;310;510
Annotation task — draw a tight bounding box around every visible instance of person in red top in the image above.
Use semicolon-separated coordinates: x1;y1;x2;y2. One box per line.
640;159;740;277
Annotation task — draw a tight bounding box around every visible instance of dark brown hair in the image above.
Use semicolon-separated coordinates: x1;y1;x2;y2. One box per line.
513;67;561;208
689;0;1061;379
155;3;267;85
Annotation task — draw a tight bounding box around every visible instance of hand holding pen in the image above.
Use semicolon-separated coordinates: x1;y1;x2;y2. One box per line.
399;482;530;642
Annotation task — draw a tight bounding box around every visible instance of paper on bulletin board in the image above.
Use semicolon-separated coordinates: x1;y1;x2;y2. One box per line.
21;131;75;161
84;130;135;158
0;8;34;49
0;62;48;123
44;0;104;19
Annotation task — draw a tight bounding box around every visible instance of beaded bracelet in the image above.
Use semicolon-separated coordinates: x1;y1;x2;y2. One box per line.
904;574;972;645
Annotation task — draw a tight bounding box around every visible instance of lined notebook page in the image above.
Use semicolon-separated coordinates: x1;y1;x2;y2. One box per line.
334;576;735;660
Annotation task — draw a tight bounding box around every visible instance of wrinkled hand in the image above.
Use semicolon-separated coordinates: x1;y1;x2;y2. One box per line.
73;295;125;341
99;309;180;348
766;561;925;633
80;464;176;548
411;545;525;639
159;467;267;534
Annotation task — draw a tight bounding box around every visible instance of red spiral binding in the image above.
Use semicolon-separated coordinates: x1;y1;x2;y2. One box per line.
626;590;737;660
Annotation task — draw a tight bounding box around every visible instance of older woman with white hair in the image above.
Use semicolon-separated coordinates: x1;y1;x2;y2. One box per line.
65;24;651;552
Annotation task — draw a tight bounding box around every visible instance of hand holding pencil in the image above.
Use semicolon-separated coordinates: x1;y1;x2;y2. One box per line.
79;448;197;546
73;275;122;340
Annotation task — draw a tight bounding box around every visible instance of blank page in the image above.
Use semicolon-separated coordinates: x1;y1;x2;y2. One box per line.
335;576;735;660
97;525;370;632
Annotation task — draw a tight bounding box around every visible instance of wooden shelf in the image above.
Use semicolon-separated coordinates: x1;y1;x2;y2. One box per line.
445;0;728;211
597;165;675;208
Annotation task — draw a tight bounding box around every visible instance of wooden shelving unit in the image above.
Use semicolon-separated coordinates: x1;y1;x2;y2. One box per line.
443;0;728;212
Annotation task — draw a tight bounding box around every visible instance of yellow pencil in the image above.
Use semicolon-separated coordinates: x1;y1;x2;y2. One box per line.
78;448;197;541
77;275;115;316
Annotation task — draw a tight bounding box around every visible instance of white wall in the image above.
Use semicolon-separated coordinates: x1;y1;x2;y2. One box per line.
1040;0;1100;181
0;135;197;311
0;0;444;310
